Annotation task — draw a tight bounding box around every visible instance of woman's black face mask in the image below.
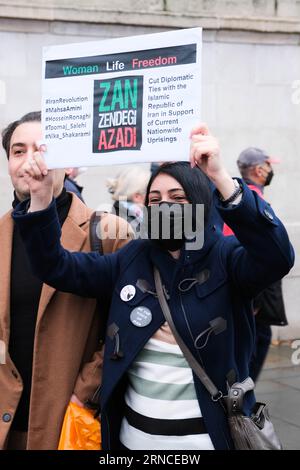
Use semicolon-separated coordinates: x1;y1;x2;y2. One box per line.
146;202;186;252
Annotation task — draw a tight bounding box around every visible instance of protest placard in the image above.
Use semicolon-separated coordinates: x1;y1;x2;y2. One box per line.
42;28;202;168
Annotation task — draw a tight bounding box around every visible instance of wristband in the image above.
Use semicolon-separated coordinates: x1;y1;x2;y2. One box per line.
219;179;243;205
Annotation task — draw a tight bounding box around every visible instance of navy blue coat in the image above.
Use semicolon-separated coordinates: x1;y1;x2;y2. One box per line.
13;181;294;450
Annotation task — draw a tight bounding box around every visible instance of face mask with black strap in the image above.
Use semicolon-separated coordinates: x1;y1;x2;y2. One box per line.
145;202;186;252
264;169;274;186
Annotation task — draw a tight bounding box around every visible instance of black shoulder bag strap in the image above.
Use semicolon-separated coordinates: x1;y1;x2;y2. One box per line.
89;211;106;254
85;211;106;412
153;266;223;403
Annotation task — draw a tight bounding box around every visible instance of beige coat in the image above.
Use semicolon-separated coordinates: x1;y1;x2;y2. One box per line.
0;194;133;449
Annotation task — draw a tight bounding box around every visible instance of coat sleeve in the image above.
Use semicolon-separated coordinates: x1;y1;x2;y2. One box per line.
73;213;134;402
73;349;104;404
12;199;120;299
215;179;295;298
72;300;105;404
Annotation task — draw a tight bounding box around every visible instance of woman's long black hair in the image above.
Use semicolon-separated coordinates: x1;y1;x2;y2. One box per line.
145;162;212;223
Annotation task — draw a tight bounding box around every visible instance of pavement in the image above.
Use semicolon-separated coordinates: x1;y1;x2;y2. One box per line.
255;342;300;450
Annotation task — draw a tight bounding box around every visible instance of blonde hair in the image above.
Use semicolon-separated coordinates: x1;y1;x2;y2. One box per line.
106;166;151;201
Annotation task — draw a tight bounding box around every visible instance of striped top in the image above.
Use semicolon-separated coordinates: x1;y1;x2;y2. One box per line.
119;323;214;450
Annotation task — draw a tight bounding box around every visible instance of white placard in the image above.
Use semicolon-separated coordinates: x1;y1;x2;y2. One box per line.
42;28;202;168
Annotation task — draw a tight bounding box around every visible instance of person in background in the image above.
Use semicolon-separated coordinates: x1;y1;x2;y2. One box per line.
12;123;294;450
150;162;162;175
224;147;288;382
106;165;151;226
0;111;133;450
64;167;86;203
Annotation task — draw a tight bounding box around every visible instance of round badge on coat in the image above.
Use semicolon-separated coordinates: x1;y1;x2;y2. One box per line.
120;285;136;302
130;306;152;327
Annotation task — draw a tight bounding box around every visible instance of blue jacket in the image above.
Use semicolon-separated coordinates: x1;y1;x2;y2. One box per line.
13;181;294;450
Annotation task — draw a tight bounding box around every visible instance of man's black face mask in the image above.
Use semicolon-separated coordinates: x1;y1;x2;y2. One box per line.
264;169;274;186
146;202;186;252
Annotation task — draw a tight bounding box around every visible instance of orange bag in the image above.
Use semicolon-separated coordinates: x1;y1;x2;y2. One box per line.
58;402;101;450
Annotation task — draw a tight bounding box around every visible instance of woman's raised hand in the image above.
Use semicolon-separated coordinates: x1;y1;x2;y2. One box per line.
190;123;236;200
189;123;222;178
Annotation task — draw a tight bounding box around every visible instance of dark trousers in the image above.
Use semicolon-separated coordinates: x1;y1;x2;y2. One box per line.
6;430;28;450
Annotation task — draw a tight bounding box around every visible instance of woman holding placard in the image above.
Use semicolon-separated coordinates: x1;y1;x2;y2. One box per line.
12;123;294;450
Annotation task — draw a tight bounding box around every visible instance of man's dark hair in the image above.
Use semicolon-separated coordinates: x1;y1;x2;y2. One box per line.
145;161;212;223
2;111;41;158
